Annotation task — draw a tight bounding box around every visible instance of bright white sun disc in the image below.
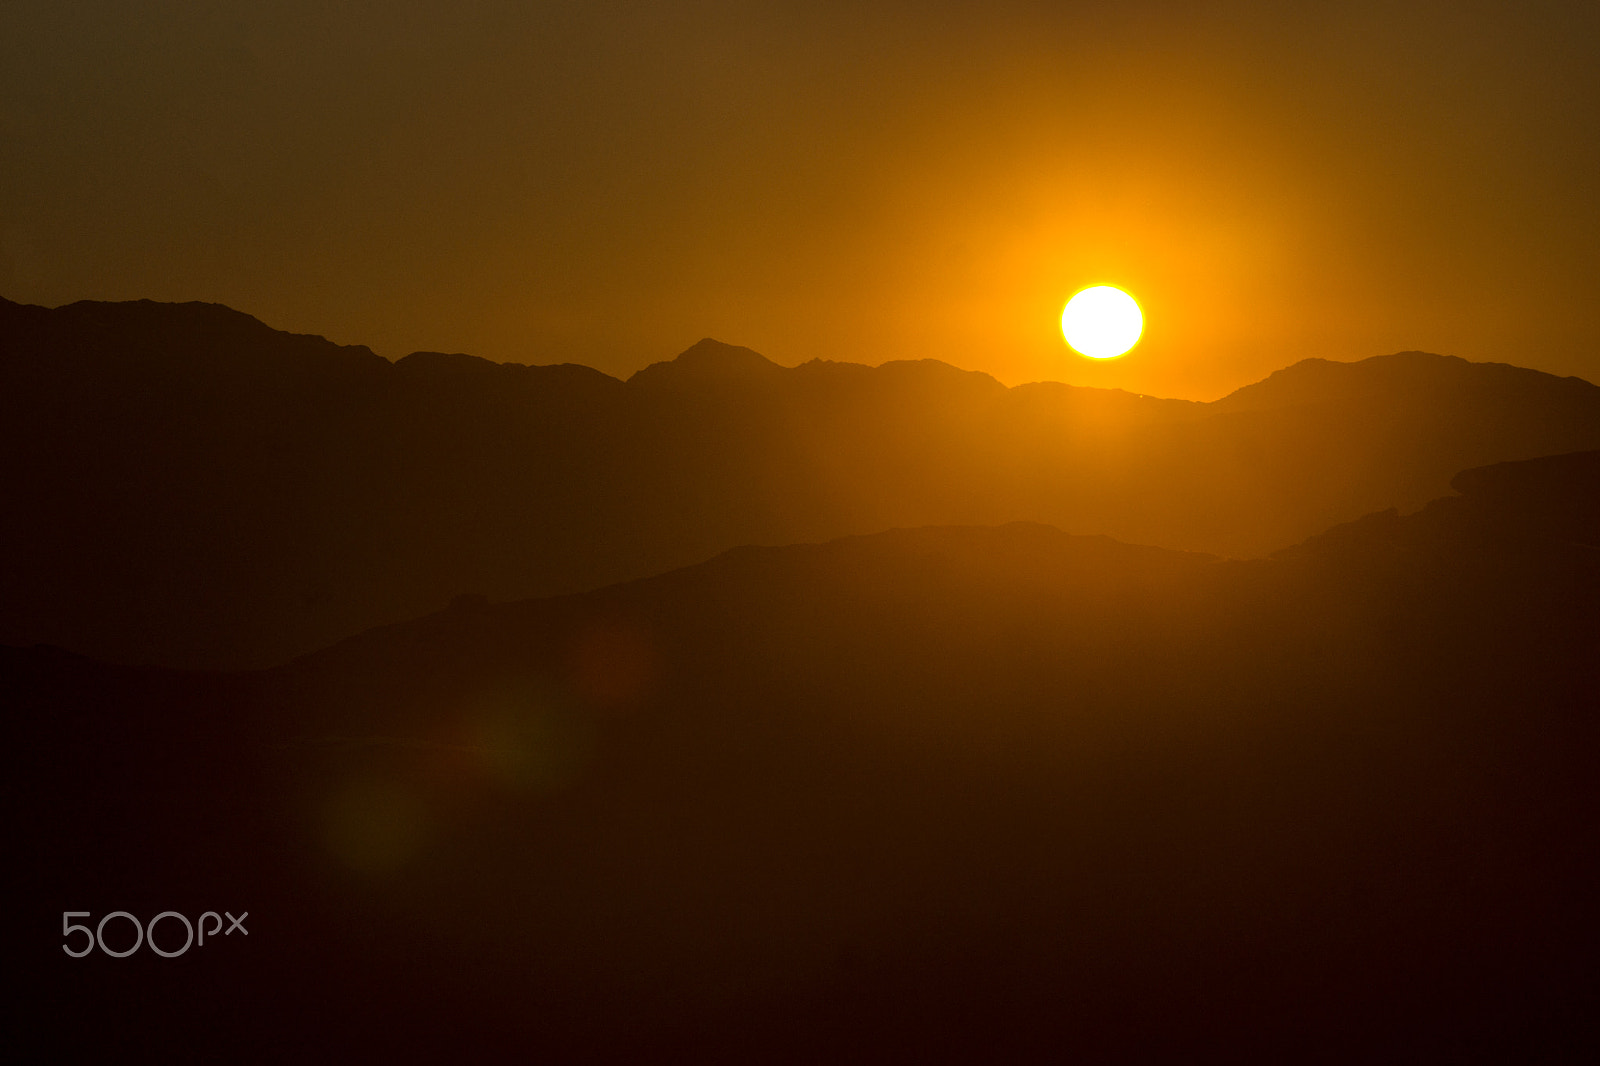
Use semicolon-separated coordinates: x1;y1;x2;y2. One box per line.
1061;285;1143;359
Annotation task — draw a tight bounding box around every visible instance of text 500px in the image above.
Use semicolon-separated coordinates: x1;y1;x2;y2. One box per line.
62;910;248;957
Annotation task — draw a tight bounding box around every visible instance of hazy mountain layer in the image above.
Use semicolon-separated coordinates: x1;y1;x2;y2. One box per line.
10;451;1598;1060
5;296;1598;668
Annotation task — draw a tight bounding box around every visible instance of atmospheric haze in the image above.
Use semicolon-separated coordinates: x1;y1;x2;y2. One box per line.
7;2;1600;1061
4;1;1599;397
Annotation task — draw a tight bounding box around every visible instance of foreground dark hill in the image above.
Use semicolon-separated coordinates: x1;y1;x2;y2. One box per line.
5;296;1599;668
9;451;1599;1061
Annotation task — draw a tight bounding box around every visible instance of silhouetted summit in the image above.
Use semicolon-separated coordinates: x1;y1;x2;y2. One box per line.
0;295;387;387
1278;447;1600;566
1448;448;1600;540
1211;349;1599;414
4;295;1598;667
629;338;785;389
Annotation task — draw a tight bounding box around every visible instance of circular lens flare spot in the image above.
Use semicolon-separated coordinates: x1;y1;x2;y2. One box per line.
1061;286;1143;359
321;778;430;874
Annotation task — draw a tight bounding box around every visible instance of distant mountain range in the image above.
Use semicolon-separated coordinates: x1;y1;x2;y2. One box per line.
5;296;1598;668
10;449;1598;1060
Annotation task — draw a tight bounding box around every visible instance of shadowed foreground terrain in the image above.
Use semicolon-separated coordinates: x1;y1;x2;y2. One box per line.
9;451;1599;1061
5;296;1599;668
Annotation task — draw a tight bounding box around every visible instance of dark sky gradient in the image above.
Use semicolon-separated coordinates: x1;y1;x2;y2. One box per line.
4;1;1596;398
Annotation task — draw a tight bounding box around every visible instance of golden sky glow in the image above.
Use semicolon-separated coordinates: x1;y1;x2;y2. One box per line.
3;2;1597;399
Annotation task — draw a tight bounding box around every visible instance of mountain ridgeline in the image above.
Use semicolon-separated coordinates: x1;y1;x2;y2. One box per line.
4;296;1599;668
10;449;1599;1060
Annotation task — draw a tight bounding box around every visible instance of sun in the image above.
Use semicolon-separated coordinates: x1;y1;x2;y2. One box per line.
1061;286;1143;359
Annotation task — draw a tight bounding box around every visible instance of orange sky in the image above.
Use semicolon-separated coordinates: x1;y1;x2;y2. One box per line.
3;1;1596;399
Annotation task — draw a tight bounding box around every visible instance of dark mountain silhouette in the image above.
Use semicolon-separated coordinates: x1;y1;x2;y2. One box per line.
5;295;1599;669
9;451;1598;1061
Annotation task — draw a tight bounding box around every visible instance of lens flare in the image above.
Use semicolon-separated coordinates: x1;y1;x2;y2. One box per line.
321;778;429;874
